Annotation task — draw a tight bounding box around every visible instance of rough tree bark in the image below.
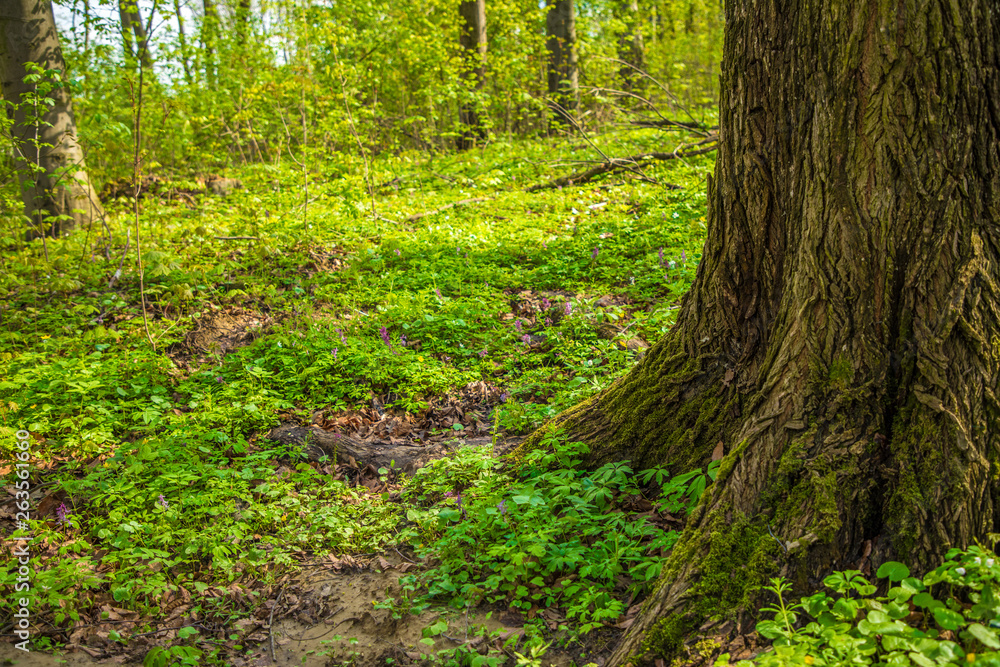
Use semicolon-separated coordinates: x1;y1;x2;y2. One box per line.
0;0;104;238
545;0;577;123
118;0;153;69
456;0;486;150
529;0;1000;663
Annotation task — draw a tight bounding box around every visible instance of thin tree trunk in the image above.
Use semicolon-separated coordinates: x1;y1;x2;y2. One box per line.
528;0;1000;663
202;0;219;82
82;0;90;52
0;0;104;238
617;0;644;92
545;0;577;124
457;0;486;150
118;0;153;69
174;0;193;84
235;0;251;43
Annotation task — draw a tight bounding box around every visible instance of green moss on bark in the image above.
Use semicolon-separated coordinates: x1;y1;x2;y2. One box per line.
637;512;779;663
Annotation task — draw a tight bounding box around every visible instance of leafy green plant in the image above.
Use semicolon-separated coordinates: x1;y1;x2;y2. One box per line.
742;546;1000;667
387;430;721;642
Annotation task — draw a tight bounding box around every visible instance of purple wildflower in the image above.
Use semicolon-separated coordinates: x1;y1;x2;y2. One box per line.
542;242;548;250
400;334;408;346
395;249;401;256
521;334;531;345
335;328;346;344
592;247;600;260
478;348;488;358
544;317;552;327
215;376;224;384
56;502;72;527
333;347;338;361
564;301;573;317
500;391;510;403
514;320;522;332
658;246;664;264
379;326;392;348
497;500;507;515
157;494;169;510
444;491;456;499
681;250;687;263
456;246;461;255
435;288;442;298
542;297;551;309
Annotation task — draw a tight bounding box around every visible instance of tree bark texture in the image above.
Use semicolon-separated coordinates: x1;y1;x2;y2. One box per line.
529;0;1000;663
457;0;486;150
0;0;104;238
118;0;152;69
545;0;577;123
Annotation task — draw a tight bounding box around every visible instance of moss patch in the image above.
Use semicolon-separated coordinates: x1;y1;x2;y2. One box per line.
639;512;779;663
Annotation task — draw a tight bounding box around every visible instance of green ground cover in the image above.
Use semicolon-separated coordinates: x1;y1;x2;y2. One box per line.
0;129;714;662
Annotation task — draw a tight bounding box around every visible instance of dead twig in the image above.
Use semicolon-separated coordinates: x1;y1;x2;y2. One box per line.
214;236;259;241
268;586;286;663
108;227;131;289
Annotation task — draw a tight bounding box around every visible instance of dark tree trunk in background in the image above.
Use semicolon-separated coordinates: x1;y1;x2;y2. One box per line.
118;0;153;69
201;0;219;82
457;0;486;150
235;0;251;44
617;0;644;92
528;0;1000;663
0;0;104;238
174;0;193;84
545;0;577;123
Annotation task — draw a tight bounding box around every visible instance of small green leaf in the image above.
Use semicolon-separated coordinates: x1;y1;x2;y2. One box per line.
877;561;911;582
931;606;963;631
967;623;1000;649
913;592;943;609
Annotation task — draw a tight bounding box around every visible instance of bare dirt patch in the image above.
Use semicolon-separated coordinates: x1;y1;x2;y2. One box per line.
168;305;274;368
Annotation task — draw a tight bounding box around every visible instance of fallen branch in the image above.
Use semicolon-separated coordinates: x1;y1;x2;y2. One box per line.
214;235;258;241
630;119;718;132
526;137;718;192
407;196;492;222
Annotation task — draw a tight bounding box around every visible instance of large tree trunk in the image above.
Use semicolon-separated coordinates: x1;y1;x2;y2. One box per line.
532;0;1000;663
0;0;104;238
545;0;577;124
456;0;486;150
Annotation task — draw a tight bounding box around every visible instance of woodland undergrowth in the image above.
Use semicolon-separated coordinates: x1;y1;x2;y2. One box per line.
0;130;712;663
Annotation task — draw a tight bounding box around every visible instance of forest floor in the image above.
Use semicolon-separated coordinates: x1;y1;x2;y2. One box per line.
0;128;722;666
